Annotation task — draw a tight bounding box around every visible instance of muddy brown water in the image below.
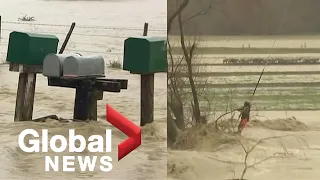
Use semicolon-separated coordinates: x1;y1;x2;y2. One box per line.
168;111;320;180
0;65;167;179
168;47;320;179
169;35;320;179
0;0;167;179
170;35;320;48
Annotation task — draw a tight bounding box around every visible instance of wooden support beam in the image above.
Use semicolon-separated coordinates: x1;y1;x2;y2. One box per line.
140;73;154;126
11;64;39;122
97;78;128;89
14;73;37;121
9;63;42;73
59;22;76;54
140;22;155;126
88;89;100;121
73;83;102;121
11;22;76;123
47;77;127;121
74;82;92;120
47;77;127;92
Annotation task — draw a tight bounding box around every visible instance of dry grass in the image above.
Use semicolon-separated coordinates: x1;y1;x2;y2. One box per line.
18;15;35;21
108;60;122;69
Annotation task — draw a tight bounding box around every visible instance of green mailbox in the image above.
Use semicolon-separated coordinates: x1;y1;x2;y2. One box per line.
6;31;59;65
123;36;167;74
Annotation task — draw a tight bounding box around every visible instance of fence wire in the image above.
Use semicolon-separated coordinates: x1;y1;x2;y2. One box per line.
0;20;166;62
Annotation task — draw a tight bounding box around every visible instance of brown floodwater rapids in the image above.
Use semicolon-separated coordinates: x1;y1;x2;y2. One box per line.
168;37;320;179
168;108;320;180
0;0;167;179
0;64;167;180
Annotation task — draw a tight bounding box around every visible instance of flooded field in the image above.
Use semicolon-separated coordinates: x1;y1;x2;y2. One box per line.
170;35;320;48
168;37;320;180
0;0;166;62
0;0;167;179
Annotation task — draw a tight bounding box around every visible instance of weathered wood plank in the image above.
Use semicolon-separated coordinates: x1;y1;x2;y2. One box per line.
97;78;128;89
14;73;36;121
9;62;42;73
140;74;154;126
139;22;155;126
73;83;92;120
88;89;99;121
47;77;126;92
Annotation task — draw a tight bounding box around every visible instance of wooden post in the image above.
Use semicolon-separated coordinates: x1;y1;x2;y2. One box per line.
14;72;37;121
47;77;124;122
143;22;148;37
73;79;102;121
73;80;92;120
14;73;27;122
13;22;75;122
60;22;99;121
88;95;98;120
59;22;76;54
88;89;101;121
24;73;37;120
140;22;155;126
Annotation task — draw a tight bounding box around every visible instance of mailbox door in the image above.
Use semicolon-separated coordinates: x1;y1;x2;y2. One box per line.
6;32;29;64
123;38;150;73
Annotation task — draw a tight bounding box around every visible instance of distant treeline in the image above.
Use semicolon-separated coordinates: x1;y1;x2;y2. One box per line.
168;0;320;35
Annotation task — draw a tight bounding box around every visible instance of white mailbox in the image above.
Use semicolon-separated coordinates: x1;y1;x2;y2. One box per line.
63;55;105;77
43;53;81;77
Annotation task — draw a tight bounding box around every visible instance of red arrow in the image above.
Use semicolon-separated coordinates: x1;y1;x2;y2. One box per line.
106;104;142;161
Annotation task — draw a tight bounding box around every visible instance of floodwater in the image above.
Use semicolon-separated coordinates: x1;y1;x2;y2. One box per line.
168;37;320;180
0;0;166;62
168;111;320;180
0;0;167;179
170;35;320;48
199;35;320;48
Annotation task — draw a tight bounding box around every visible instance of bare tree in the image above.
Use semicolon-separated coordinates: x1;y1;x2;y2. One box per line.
234;135;300;180
167;1;233;148
167;0;221;138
